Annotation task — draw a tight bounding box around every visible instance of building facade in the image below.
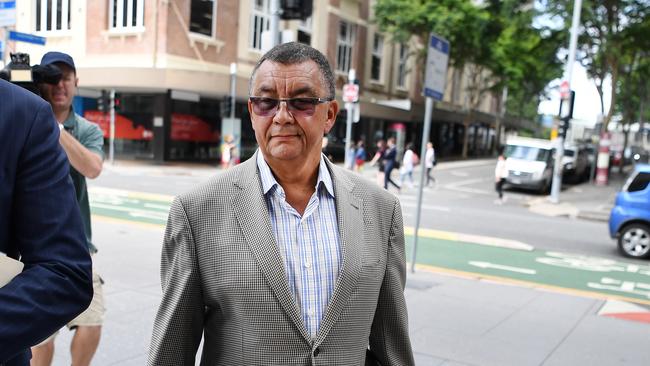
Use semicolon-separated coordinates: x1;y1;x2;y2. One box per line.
6;0;537;163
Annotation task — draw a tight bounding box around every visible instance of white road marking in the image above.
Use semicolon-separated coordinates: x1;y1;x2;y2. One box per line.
469;261;537;275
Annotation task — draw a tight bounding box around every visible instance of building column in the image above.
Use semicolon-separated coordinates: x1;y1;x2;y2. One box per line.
153;91;172;162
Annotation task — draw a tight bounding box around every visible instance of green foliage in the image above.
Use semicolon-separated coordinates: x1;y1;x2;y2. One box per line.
373;0;563;121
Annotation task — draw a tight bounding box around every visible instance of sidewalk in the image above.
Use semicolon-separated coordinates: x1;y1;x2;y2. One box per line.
47;218;650;366
526;168;631;222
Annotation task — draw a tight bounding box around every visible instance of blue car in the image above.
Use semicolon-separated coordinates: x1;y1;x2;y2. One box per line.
609;164;650;259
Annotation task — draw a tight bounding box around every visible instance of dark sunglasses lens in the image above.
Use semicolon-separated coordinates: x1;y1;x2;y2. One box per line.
252;98;278;116
289;98;318;115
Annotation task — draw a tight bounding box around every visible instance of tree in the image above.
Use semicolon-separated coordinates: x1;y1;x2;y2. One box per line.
374;0;563;157
544;0;650;131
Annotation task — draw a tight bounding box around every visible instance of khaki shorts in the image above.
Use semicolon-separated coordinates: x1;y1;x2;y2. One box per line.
36;265;105;345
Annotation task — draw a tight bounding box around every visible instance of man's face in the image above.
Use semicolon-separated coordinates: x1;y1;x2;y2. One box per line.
39;63;77;112
248;60;338;165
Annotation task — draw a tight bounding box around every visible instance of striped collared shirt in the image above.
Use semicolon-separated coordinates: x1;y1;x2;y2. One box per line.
257;152;342;338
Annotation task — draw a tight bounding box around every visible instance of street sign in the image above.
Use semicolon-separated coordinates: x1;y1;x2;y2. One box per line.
342;83;359;103
559;80;570;100
9;31;46;45
423;33;450;101
0;0;16;27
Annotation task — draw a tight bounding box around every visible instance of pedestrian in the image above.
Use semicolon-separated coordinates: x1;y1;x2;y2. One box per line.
425;142;436;186
383;137;401;192
31;52;105;366
148;42;414;365
369;138;386;186
354;140;367;172
221;134;238;169
495;146;508;204
0;79;93;365
400;143;417;189
345;142;356;170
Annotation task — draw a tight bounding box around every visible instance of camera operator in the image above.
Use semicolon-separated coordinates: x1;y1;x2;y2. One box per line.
30;52;105;366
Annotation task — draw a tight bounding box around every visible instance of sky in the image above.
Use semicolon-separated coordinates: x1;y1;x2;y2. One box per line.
537;62;612;125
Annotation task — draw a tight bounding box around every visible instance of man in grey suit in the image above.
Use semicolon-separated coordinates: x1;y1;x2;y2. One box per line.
148;42;414;366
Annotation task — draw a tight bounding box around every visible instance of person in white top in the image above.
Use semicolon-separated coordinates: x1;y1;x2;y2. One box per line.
494;147;508;204
400;143;416;188
424;142;436;186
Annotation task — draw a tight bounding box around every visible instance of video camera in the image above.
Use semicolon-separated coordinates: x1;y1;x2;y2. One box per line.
0;52;62;96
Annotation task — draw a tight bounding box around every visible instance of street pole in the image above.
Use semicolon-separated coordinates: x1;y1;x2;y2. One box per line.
411;96;434;273
269;0;280;48
229;62;236;121
550;0;582;203
109;89;115;165
343;69;355;170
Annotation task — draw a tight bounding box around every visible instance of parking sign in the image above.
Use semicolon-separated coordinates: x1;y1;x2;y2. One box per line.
424;34;450;101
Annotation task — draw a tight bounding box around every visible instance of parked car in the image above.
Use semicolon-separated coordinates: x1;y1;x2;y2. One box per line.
504;137;555;193
562;143;589;183
608;164;650;259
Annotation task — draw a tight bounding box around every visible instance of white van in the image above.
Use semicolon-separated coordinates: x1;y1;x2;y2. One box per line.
504;137;555;193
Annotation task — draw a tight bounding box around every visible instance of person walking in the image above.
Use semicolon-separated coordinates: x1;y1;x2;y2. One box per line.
383;137;401;192
148;42;414;365
354;140;367;172
425;142;436;187
31;51;105;366
400;143;417;189
0;79;92;366
369;139;386;186
495;147;508;204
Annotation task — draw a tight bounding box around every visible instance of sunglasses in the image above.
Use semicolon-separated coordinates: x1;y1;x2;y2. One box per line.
249;96;333;117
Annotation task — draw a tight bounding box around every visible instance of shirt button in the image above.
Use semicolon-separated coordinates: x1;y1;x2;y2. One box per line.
304;261;312;268
308;309;314;317
313;347;320;357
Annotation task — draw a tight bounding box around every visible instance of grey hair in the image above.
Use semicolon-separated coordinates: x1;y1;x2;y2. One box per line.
248;42;335;99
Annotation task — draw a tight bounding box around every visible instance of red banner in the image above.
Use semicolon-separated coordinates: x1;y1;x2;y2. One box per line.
170;113;220;143
84;111;153;140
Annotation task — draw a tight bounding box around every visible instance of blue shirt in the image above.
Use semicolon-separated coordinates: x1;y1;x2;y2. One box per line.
257;152;342;338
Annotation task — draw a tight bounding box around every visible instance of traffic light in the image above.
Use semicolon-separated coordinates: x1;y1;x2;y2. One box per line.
97;90;110;113
558;117;570;139
280;0;313;20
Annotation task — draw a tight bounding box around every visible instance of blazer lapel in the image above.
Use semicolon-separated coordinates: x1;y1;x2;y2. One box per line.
231;154;311;342
314;162;364;346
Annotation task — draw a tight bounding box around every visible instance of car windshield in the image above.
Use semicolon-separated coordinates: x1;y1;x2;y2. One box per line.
564;149;575;157
505;145;550;162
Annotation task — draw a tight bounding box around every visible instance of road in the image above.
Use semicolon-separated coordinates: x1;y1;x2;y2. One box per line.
88;160;650;305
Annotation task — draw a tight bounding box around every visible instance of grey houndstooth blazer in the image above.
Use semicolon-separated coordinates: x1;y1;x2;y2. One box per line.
148;152;414;366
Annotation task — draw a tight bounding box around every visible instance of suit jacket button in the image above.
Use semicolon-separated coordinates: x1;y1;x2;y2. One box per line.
313;347;320;357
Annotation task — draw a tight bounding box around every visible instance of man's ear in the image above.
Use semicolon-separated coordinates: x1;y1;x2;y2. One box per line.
324;100;339;134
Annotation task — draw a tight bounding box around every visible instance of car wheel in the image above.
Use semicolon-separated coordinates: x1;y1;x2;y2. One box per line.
618;223;650;259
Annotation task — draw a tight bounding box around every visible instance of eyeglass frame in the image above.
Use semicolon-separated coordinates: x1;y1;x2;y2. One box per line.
248;96;334;118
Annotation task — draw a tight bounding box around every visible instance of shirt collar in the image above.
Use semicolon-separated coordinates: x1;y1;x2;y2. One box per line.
256;150;335;198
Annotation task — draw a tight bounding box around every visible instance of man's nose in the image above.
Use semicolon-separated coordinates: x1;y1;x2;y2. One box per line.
273;100;294;124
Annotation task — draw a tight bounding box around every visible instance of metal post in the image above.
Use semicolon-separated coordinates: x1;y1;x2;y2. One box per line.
550;0;582;203
269;0;280;48
109;89;115;165
343;69;356;170
411;96;434;273
230;62;236;120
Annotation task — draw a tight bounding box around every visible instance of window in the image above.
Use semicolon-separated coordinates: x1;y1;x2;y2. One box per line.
189;0;216;37
336;21;355;73
250;0;270;50
297;16;312;45
370;34;383;81
626;172;650;193
35;0;71;32
397;43;408;88
109;0;145;31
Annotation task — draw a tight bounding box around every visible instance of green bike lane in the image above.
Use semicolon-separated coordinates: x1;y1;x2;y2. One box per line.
90;187;650;305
